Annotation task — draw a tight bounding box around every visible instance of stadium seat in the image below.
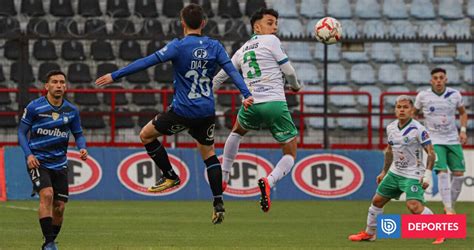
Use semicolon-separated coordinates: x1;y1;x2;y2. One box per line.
456;43;473;64
62;40;86;61
191;0;214;18
10;62;35;84
140;19;164;38
294;62;319;84
68;63;92;84
385;86;410;107
163;0;184;18
104;85;128;105
469;0;474;18
33;40;58;61
399;43;424;63
113;19;136;36
328;63;347;84
428;43;454;63
115;108;135;129
146;40;163;55
56;18;80;36
342;48;369;63
378;64;404;85
328;0;352;19
80;108;106;129
245;0;266;17
119;40;142;61
329;86;356;107
285;42;312;62
445;19;471;39
0;66;5;83
363;20;386;38
137;108;157;127
382;0;408;19
340;20;359;39
290;110;306;130
223;19;248;40
0;85;11;105
4;39;21;60
126;69;150;84
134;0;158;17
371;43;396;63
74;86;101;106
217;87;242;107
464;65;473;85
50;0;74;17
438;64;461;85
96;63;119;81
21;0;45;16
410;0;435;19
350;63;375;85
270;0;298;18
0;0;17;15
0;17;21;36
38;62;60;82
357;85;381;107
278;18;304;38
314;43;341;62
439;0;463;19
154;62;173;83
106;0;130;17
203;19;220;38
337;108;365;130
303;85;323;107
308;110;337;129
132;85;158;106
407;64;430;85
389;20;417;38
91;40;114;61
300;0;324;18
27;18;50;36
418;21;444;39
218;0;242;18
168;19;184;37
286;93;299;108
0;107;17;128
355;0;381;19
78;0;102;17
84;19;108;36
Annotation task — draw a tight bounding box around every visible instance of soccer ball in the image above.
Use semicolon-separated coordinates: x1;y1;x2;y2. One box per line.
314;17;342;45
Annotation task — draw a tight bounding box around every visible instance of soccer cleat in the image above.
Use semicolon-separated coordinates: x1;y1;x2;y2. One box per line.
444;207;456;215
147;177;180;193
432;237;446;244
348;231;376;242
212;202;225;224
222;182;228;192
258;177;271;212
42;241;58;250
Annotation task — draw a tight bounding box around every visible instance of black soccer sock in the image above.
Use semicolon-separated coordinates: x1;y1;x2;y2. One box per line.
144;140;178;180
204;155;223;206
39;217;55;243
52;225;61;241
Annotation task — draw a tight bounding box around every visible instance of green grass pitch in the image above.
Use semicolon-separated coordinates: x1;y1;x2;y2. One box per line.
0;200;472;249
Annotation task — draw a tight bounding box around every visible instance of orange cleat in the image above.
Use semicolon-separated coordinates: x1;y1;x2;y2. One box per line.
348;231;376;242
432;237;446;244
258;177;271;212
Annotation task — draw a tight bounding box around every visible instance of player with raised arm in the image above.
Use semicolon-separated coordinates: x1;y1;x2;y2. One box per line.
212;8;301;212
95;3;253;224
18;70;88;250
349;95;436;242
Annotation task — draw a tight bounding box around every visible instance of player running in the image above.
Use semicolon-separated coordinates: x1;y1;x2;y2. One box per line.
212;8;301;212
349;95;436;242
95;3;253;224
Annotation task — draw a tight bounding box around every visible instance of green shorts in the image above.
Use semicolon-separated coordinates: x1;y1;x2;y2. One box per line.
237;101;298;143
376;171;425;203
434;144;465;173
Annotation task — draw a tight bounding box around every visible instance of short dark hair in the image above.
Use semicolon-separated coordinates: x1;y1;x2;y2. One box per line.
180;3;205;30
431;67;446;75
45;70;66;83
250;8;279;32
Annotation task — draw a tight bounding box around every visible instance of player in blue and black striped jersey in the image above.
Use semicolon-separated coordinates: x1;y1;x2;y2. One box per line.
18;70;87;250
96;3;253;224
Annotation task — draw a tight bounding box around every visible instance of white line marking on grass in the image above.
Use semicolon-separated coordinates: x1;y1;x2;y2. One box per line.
1;205;37;211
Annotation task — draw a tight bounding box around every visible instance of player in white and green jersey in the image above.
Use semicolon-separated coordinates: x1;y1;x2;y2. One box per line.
349;95;436;242
212;8;301;212
414;67;468;214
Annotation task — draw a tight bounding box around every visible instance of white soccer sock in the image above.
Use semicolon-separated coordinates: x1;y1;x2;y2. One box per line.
438;172;452;209
222;132;242;183
267;154;295;188
421;206;433;215
451;176;465;205
366;204;383;235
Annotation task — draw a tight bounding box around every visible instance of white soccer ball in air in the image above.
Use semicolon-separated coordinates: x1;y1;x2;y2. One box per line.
314;17;342;45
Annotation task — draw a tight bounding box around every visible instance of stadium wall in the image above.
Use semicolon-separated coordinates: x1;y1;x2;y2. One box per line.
2;147;473;202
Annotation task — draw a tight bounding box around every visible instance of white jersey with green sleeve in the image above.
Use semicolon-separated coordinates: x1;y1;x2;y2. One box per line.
229;34;289;104
386;119;432;179
414;87;464;145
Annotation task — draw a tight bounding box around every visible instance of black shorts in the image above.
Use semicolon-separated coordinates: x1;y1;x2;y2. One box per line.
28;166;69;202
152;109;216;145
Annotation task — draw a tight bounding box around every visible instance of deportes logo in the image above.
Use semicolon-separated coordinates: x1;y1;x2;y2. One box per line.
292;154;364;198
67;151;102;195
217;153;273;197
117;152;189;196
377;215;401;239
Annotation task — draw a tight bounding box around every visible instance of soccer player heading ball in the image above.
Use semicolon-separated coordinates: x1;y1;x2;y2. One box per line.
95;3;253;224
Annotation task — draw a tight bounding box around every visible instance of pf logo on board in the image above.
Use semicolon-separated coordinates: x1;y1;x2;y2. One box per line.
292;154;363;198
218;152;273;197
117;152;189;196
67;151;102;195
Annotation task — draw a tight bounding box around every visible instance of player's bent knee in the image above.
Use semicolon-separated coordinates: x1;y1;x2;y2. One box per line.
406;200;423;214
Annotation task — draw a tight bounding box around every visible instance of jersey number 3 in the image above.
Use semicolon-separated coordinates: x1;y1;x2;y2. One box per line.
243;51;261;79
186;69;211;99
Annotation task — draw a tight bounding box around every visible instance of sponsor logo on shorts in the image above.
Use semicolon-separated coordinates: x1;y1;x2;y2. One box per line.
206;124;215;140
67;151;102;195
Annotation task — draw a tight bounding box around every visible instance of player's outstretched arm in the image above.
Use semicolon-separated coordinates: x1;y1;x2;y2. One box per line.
212;69;229;91
377;145;393;184
280;62;302;92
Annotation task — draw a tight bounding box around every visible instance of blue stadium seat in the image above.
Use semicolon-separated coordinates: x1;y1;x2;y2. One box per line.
355;0;381;19
389;20;417;38
438;64;461;85
410;0;435;19
106;0;130;17
33;40;58;61
21;0;45;16
0;0;17;16
453;87;472;108
399;43;424;63
385;86;410;107
285;42;312;62
456;44;473;64
78;0;102;17
329;86;356;107
439;0;463;19
270;0;298;18
428;43;454;63
383;0;408;19
342;49;369;63
328;64;347;84
363;20;386;38
371;43;396;63
62;40;86;61
378;64;404;85
464;65;473;85
445;19;471;39
50;0;74;17
357;86;381;106
328;0;352;19
340;20;359;39
469;0;474;18
407;64;430;85
337;108;365;130
300;0;324;18
134;0;158;17
350;63;375;85
308;108;337;129
418;21;444;39
306;19;318;37
303;86;323;107
314;43;341;62
278;18;304;38
294;62;319;84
